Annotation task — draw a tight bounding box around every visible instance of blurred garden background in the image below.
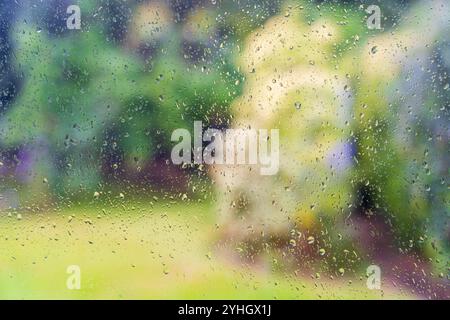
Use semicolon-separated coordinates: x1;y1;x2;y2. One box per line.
0;0;448;299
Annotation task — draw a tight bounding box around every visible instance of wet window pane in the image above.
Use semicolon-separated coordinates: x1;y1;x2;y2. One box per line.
0;0;448;300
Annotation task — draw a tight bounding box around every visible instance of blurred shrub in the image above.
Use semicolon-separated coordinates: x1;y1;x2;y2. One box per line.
214;0;449;269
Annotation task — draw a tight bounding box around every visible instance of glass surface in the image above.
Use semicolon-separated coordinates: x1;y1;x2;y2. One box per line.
0;0;448;300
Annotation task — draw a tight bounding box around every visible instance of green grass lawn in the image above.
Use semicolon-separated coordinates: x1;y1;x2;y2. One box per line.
0;201;411;299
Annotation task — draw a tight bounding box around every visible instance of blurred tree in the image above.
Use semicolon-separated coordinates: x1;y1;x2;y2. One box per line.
214;0;449;274
0;0;240;199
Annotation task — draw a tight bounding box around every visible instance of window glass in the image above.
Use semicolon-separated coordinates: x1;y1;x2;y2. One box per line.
0;0;448;300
